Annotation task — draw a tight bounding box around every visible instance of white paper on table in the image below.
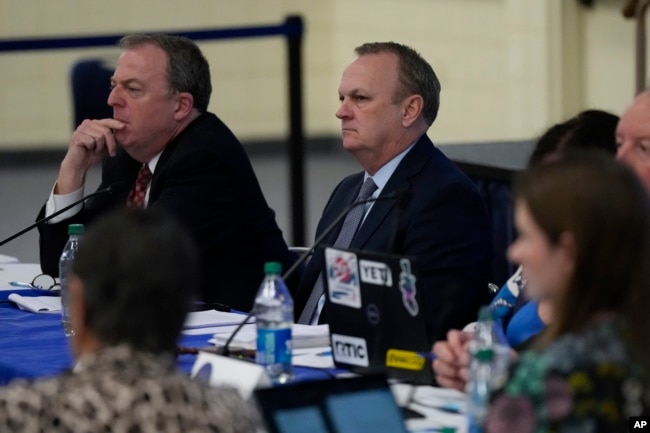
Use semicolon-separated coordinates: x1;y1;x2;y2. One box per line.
292;347;335;369
0;263;43;291
209;323;331;351
183;310;255;329
8;293;62;313
183;325;239;336
208;324;256;350
410;385;467;412
0;254;19;264
391;383;468;433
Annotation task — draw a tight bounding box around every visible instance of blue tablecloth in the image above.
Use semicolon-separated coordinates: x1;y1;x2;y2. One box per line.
0;290;336;386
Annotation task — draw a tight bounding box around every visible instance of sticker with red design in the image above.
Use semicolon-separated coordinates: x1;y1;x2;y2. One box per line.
325;248;361;309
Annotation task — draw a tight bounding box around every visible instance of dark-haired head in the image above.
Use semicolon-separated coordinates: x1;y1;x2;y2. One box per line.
71;208;199;355
528;110;619;167
118;34;212;112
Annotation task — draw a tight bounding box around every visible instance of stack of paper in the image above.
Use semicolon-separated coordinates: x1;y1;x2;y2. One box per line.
209;324;331;351
183;310;255;329
8;294;61;313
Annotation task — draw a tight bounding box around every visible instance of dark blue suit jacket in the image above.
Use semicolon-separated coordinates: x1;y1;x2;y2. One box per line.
294;135;492;344
38;113;296;312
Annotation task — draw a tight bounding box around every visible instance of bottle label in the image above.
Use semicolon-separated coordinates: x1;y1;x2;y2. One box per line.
256;328;292;365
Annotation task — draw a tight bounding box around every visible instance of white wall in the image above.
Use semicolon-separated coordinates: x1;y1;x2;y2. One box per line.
0;0;643;149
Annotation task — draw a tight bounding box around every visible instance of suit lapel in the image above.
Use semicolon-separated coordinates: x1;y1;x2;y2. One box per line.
319;174;364;245
147;114;208;202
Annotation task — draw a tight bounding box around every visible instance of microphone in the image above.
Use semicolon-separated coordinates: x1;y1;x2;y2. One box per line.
387;189;413;253
0;182;127;247
218;189;407;357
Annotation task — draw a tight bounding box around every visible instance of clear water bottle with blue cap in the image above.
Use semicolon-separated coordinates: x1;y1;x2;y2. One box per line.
254;261;293;384
59;223;84;337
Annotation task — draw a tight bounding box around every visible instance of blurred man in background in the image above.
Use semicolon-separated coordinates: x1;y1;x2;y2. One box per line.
616;89;650;191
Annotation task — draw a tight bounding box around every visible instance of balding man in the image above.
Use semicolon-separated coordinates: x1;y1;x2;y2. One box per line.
616;90;650;191
294;42;492;344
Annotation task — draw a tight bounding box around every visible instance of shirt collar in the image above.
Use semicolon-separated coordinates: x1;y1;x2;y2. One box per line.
364;141;417;194
146;151;163;174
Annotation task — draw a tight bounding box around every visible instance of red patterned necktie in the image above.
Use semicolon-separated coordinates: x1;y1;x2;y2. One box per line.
126;163;152;208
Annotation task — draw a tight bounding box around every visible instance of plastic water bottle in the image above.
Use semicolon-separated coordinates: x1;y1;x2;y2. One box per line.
466;306;510;432
59;223;84;337
254;261;293;384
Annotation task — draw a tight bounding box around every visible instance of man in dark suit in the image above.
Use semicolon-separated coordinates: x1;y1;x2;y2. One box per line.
294;42;492;344
37;34;295;312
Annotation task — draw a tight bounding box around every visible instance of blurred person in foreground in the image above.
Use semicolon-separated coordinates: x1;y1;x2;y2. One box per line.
432;109;619;390
294;41;492;344
37;33;295;312
0;209;257;433
484;153;650;432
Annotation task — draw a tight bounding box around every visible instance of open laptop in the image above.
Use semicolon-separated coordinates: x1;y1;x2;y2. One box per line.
323;247;433;384
254;374;409;433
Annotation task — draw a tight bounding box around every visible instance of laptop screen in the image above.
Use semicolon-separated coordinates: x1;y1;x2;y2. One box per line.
254;375;409;433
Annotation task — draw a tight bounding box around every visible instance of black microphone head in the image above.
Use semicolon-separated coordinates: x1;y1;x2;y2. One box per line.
396;189;413;210
106;182;129;194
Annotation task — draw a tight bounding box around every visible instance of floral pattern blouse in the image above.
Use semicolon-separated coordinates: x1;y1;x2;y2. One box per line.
485;318;649;433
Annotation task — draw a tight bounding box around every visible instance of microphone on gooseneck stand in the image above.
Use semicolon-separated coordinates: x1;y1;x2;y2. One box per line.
218;190;407;358
0;182;128;248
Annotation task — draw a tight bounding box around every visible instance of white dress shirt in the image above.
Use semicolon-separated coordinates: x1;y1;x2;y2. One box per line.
45;152;162;223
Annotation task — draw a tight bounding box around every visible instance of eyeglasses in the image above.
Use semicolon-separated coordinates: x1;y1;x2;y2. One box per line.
10;274;61;293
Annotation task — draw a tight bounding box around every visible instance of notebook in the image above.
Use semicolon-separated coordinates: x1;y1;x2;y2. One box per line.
254;374;408;433
323;247;433;384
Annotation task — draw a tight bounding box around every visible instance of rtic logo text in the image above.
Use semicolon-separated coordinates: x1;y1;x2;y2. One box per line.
331;334;369;367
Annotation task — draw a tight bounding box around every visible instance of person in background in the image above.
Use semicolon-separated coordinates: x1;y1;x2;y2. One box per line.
616;89;650;192
490;109;619;348
432;109;619;390
0;209;258;432
293;41;492;345
485;153;650;432
37;33;295;312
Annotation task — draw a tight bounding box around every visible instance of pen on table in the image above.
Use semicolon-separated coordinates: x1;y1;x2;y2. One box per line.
417;352;436;360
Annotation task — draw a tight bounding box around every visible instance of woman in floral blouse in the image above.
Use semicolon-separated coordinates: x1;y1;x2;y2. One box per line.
485;153;650;432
